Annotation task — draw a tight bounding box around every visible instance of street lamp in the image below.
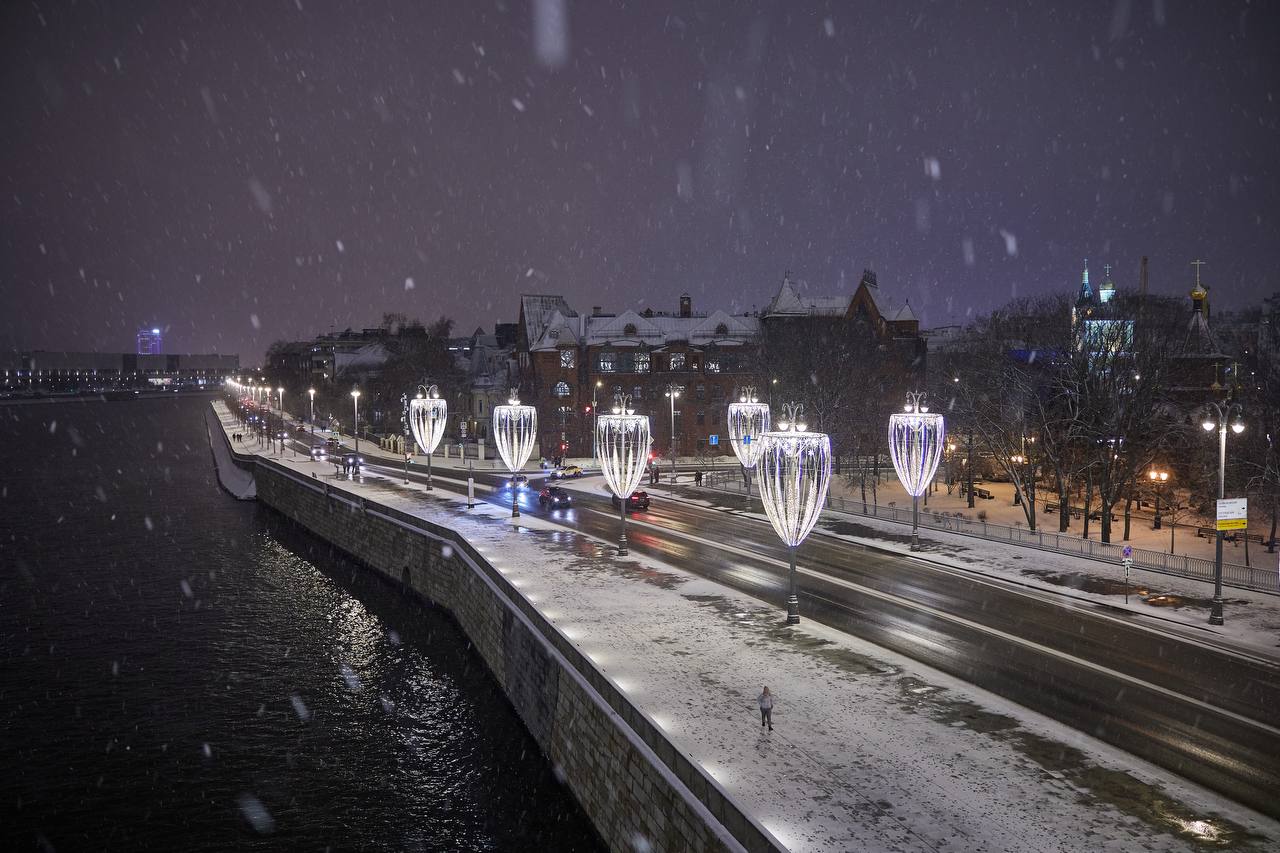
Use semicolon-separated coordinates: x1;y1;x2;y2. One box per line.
1202;400;1245;625
410;384;448;490
889;392;946;551
308;388;316;439
493;390;537;517
596;394;651;556
727;387;770;496
277;387;285;454
1148;468;1169;529
351;388;361;464
665;384;681;482
592;379;603;463
757;402;832;624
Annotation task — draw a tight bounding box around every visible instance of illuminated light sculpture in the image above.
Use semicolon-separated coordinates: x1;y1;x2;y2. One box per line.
409;384;448;490
727;386;770;497
757;403;832;624
493;390;537;517
889;391;946;551
596;394;651;556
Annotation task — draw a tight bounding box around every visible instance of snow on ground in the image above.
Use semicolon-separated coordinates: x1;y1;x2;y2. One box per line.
208;402;256;499
210;404;1280;852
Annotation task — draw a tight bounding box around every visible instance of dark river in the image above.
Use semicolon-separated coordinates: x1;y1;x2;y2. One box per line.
0;395;602;851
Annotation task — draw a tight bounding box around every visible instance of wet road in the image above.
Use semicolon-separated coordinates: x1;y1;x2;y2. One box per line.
283;435;1280;819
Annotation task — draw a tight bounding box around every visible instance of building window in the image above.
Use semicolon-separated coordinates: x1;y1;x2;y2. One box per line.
711;384;724;399
553;381;571;397
623;323;637;336
635;351;651;373
695;384;705;400
598;352;616;372
706;356;721;373
670;353;686;371
696;411;706;426
712;412;720;426
633;386;643;400
715;323;729;335
560;349;575;369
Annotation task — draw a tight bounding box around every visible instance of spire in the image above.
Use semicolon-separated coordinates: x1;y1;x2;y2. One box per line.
1190;259;1208;316
1078;258;1093;303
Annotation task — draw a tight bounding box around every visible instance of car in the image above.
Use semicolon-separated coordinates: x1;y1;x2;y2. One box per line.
510;473;529;488
551;464;583;479
295;424;306;433
611;491;650;512
325;437;341;448
538;486;573;507
310;446;328;461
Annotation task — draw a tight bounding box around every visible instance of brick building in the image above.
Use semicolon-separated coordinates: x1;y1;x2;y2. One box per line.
516;294;760;460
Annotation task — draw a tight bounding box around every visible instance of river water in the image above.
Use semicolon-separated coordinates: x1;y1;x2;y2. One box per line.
0;395;602;851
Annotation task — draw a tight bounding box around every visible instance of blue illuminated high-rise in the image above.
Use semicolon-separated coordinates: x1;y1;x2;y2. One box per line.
136;327;163;355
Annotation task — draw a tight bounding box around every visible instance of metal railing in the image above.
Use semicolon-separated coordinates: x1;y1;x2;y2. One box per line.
703;472;1279;594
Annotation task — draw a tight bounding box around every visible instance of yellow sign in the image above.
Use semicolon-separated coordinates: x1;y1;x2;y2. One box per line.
1216;517;1247;531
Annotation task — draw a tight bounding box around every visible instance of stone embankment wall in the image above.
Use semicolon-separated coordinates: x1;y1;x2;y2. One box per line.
252;458;779;853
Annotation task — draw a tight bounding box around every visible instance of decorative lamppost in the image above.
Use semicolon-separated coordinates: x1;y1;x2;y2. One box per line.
727;386;770;496
664;383;681;482
757;403;832;625
596;394;651;556
308;388;316;440
1201;399;1245;625
351;388;361;461
1148;468;1169;530
410;384;448;490
277;387;285;454
493;389;537;517
889;392;946;551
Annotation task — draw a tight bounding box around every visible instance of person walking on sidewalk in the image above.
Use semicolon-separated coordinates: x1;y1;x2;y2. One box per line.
758;686;774;731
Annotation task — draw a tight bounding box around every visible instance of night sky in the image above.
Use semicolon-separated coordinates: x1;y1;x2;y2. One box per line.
3;1;1277;362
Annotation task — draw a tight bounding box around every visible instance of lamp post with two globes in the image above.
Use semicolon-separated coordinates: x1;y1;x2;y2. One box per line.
757;403;832;625
727;387;770;497
889;392;946;551
493;390;537;518
596;394;651;556
410;384;448;490
1201;399;1245;625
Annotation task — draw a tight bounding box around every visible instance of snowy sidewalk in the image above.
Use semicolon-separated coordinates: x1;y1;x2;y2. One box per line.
212;404;1280;852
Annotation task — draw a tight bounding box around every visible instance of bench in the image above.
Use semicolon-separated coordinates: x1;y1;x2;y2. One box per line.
1043;502;1059;514
976;488;994;500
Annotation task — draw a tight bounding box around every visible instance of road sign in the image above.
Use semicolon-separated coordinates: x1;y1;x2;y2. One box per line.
1216;497;1248;531
1122;546;1132;558
742;435;751;445
709;434;719;446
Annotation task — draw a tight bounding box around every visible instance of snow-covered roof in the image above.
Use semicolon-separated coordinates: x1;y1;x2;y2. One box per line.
764;278;850;317
886;302;918;323
521;294;579;350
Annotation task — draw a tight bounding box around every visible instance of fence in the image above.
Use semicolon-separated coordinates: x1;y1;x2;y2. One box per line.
704;472;1279;594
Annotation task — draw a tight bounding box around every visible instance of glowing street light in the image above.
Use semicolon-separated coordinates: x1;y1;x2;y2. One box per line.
308;388;316;439
757;403;832;625
596;395;651;556
1148;468;1170;529
493;390;537;517
1201;398;1245;625
350;388;361;463
727;386;770;497
664;384;681;482
410;384;448;491
889;392;946;551
277;387;285;454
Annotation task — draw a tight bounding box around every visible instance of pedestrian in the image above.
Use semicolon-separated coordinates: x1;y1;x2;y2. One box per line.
758;686;774;731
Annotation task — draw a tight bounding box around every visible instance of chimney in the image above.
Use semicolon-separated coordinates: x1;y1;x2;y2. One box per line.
679;293;692;318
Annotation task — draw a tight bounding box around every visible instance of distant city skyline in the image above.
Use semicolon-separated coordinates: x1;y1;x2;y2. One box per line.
3;2;1277;363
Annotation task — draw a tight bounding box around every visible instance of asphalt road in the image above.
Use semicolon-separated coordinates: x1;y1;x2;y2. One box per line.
281;432;1280;818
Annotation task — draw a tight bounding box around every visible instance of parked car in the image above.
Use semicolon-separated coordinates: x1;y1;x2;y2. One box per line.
538;486;573;507
310;446;328;461
611;491;650;512
551;464;584;479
